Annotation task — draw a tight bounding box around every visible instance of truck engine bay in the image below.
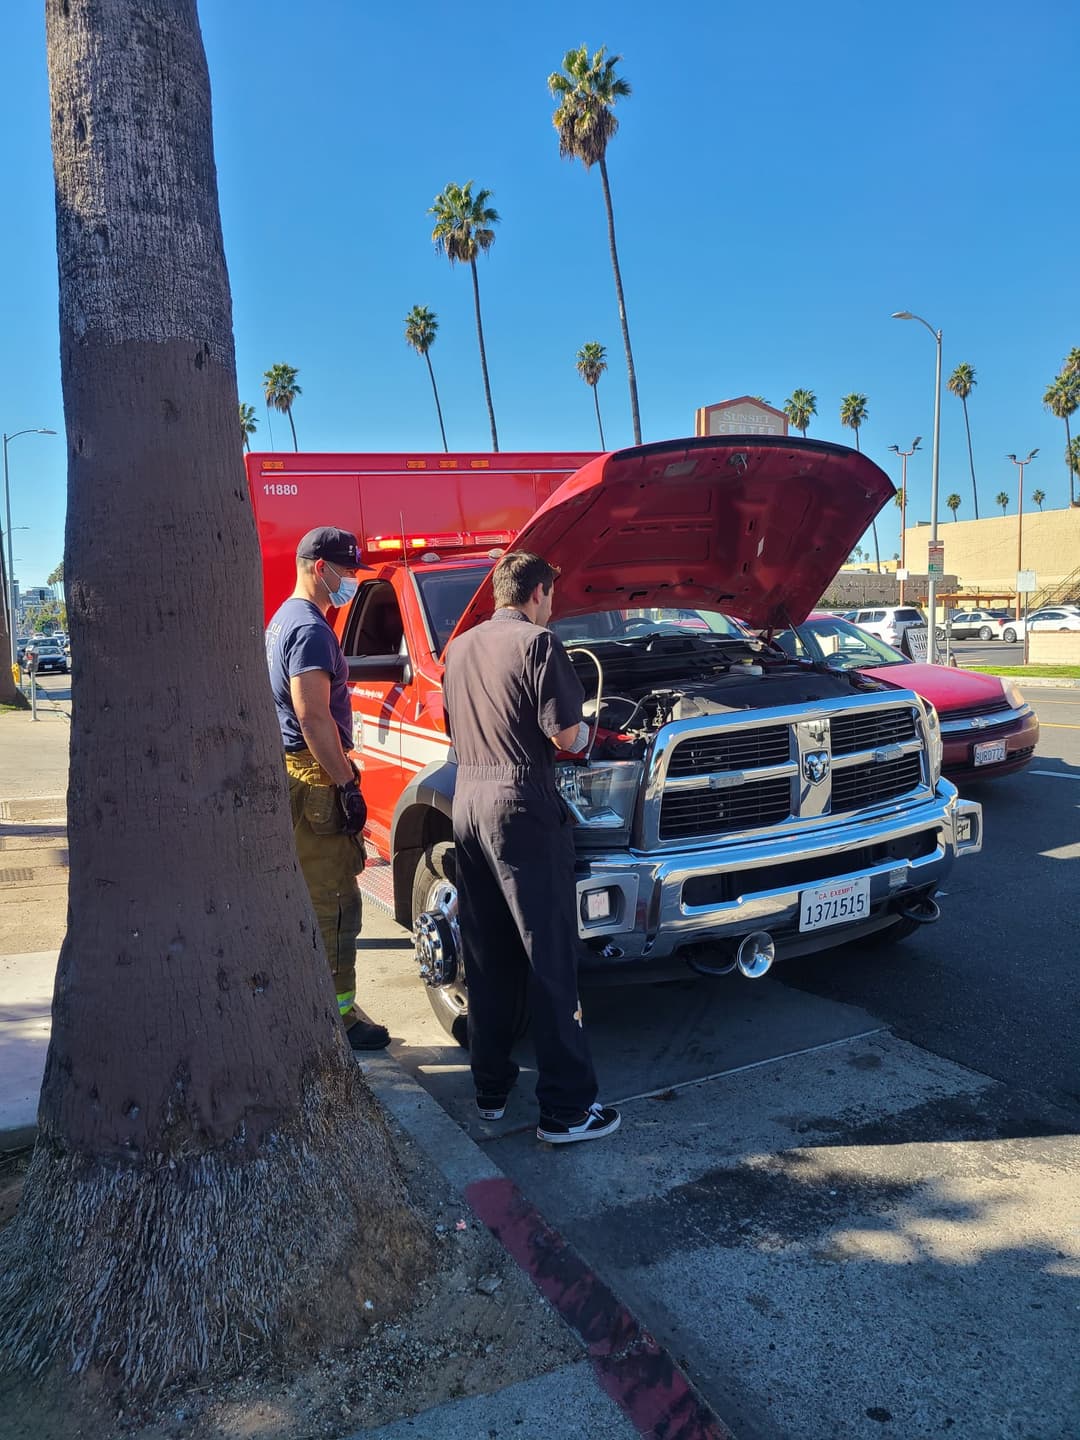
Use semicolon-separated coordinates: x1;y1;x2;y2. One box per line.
562;629;890;760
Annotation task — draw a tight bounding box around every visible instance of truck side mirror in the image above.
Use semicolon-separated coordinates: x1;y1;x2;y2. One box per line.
347;653;412;685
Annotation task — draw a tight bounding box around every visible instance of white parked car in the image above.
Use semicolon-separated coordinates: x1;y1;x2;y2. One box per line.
1000;608;1080;643
848;605;926;648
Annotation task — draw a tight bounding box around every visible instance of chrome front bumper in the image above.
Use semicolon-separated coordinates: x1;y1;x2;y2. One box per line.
574;780;982;968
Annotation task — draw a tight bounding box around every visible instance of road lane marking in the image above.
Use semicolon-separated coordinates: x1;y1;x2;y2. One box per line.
1030;769;1080;779
1037;722;1080;729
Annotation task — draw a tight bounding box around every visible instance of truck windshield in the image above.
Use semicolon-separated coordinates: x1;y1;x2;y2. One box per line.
413;563;494;654
551;609;750;645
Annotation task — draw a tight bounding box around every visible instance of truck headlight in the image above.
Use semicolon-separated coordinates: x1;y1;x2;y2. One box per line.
556;761;642;829
922;702;943;786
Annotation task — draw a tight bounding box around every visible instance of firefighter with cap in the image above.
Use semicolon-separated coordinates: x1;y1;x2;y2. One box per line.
443;550;620;1144
265;526;390;1050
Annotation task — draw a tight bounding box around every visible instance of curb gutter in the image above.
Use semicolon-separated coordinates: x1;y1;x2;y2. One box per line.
362;1053;737;1440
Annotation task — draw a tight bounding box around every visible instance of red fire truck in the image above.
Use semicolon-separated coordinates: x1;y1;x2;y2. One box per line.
248;439;982;1044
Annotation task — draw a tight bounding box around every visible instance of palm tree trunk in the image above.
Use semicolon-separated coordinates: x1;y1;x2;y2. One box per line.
592;384;606;450
0;0;427;1394
469;257;499;452
425;351;449;452
597;155;641;446
961;397;979;518
1066;414;1074;506
286;404;298;452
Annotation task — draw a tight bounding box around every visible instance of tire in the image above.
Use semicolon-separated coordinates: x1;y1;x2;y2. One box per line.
411;842;470;1046
409;840;530;1049
1003;627;1017;643
979;627;993;640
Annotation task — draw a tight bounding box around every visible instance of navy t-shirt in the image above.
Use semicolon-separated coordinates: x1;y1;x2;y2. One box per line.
265;598;352;754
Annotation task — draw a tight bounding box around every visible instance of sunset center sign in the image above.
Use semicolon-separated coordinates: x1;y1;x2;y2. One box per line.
695;395;789;438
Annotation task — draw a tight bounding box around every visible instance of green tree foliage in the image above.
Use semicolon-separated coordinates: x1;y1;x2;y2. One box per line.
430;182;500;451
946;492;962;520
263;363;301;451
575;341;608;449
1032;488;1046;511
783;389;817;437
239;402;258;451
996;490;1010;515
1043;370;1079;506
404;305;448;452
549;45;640;444
946;363;979;519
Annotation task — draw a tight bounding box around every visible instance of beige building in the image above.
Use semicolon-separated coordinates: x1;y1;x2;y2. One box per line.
903;505;1080;597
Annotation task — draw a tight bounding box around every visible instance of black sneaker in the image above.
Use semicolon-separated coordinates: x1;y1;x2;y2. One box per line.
346;1017;391;1051
537;1102;621;1145
476;1093;509;1121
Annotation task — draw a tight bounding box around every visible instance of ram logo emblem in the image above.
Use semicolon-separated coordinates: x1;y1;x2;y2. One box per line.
803;750;830;785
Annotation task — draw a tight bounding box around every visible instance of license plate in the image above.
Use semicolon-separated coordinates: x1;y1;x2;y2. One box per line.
974;740;1007;767
799;877;870;932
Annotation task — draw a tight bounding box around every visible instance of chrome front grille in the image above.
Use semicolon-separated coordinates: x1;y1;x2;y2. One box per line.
830;752;924;810
666;725;790;777
830;708;917;755
647;697;928;848
659;776;792;840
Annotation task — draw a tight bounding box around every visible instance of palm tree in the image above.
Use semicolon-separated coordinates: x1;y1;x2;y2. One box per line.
1032;488;1046;511
263;363;301;450
839;394;877;571
996;490;1010;516
6;0;424;1394
783;388;817;437
1043;372;1079;506
1063;347;1080;379
430;181;500;451
946;492;962;520
1068;437;1080;505
239;401;258;451
549;45;640;445
946;363;979;519
575;341;609;448
404;305;448;452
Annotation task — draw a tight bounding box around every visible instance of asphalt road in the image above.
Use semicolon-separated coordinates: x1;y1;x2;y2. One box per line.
355;685;1080;1440
15;671;1080;1438
944;637;1024;667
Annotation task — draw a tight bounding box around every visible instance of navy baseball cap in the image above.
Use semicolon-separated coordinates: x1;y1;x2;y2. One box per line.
296;526;360;567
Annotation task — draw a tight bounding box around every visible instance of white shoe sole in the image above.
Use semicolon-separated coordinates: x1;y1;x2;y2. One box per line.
477;1105;506;1121
536;1112;621;1144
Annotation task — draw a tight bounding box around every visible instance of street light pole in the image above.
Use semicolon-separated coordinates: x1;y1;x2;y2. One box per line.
3;428;57;671
888;437;922;606
1007;449;1038;621
892;313;943;663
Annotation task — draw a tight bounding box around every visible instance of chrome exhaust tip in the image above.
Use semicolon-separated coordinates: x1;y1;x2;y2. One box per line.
736;931;775;979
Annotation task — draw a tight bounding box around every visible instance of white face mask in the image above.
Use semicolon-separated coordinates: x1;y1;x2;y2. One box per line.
321;563;359;607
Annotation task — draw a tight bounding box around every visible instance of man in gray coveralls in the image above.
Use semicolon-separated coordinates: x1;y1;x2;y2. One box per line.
442;551;620;1145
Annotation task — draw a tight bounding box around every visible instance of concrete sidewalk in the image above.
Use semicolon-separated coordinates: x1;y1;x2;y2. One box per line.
0;712;732;1439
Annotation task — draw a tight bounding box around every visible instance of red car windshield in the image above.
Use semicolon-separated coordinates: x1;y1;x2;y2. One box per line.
774;616;909;670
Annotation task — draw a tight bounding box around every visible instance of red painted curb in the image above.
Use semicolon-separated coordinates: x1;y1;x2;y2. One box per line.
465;1175;735;1440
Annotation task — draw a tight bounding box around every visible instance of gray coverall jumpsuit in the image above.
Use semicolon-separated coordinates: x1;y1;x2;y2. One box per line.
443;608;599;1122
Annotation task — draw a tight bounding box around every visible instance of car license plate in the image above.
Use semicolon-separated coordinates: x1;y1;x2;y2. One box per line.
799;877;870;933
974;740;1007;767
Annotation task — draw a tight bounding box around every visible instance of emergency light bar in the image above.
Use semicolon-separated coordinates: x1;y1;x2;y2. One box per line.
364;530;513;554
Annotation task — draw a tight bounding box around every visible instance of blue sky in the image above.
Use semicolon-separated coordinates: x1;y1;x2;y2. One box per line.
1;0;1077;589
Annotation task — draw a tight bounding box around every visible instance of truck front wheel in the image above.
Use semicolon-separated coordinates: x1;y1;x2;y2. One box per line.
411;842;470;1047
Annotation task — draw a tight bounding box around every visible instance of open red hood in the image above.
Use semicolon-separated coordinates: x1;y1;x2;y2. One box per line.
447;436;895;640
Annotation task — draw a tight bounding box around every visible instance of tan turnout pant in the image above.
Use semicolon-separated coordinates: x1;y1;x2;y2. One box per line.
285;750;366;1018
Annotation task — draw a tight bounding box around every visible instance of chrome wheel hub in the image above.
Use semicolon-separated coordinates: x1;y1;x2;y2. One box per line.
415;881;461;988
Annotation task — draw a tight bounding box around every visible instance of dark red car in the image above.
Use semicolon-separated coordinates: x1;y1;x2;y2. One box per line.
773;613;1039;781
